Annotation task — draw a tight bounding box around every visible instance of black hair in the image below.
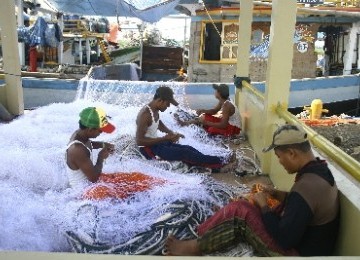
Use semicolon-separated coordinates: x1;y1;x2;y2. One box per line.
275;141;311;153
213;84;229;99
153;93;161;100
217;90;229;99
79;120;89;129
153;86;173;101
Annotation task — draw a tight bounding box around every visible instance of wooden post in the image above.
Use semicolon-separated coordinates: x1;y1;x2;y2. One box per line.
86;38;91;64
0;0;24;115
262;0;297;177
57;13;64;64
235;0;254;132
78;39;83;65
16;0;25;66
235;0;253;82
343;22;360;75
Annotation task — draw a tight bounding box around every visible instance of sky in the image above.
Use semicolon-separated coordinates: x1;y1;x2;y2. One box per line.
110;15;191;43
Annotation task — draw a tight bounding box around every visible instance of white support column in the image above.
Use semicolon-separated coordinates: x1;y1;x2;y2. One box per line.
97;44;100;58
0;0;24;115
16;0;25;66
344;22;360;75
357;33;360;69
183;17;188;48
262;0;297;177
236;0;253;79
234;0;254;133
78;39;83;65
86;38;91;64
57;13;64;64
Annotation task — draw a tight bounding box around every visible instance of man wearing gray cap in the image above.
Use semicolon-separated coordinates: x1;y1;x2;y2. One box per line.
165;124;339;256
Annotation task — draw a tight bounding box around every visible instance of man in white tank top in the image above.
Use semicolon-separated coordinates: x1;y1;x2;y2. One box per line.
136;86;235;172
66;107;116;189
175;84;241;137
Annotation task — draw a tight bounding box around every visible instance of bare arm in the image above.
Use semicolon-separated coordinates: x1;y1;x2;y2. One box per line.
91;141;115;152
136;109;175;146
196;101;222;115
158;120;174;134
200;101;234;129
67;144;111;183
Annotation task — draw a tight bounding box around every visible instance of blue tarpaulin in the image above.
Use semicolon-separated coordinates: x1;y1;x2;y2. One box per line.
17;17;63;47
45;0;181;23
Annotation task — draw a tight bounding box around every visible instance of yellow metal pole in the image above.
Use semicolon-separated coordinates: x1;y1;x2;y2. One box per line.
276;106;360;182
242;80;264;101
241;79;360;182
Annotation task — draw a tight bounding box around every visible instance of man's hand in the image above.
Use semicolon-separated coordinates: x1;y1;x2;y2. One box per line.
198;114;206;124
165;133;184;143
175;133;185;139
195;109;205;116
252;192;269;209
98;143;115;161
103;142;115;153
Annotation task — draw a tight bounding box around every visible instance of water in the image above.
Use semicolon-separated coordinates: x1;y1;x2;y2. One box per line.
0;79;234;252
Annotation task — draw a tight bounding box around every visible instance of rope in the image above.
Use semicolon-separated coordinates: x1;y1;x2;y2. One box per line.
199;0;222;38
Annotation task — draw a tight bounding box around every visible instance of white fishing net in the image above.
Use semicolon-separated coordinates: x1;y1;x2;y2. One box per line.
0;78;253;255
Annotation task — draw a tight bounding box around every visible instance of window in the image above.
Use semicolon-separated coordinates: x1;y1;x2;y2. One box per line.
200;21;266;63
202;22;222;61
200;21;239;63
221;23;239;61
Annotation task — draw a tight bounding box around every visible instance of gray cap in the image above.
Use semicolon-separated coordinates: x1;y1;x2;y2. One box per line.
263;124;308;152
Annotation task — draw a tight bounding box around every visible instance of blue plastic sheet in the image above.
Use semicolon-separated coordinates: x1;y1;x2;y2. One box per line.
17;17;63;47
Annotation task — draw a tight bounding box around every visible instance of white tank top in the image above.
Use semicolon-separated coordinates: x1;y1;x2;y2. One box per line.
66;140;92;189
222;100;242;129
144;105;159;138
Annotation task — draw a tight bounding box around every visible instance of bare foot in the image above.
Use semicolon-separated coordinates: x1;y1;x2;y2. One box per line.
164;235;201;256
228;152;237;163
220;159;238;173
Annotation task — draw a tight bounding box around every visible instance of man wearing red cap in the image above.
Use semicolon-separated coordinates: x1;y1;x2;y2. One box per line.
136;86;235;172
66;107;116;189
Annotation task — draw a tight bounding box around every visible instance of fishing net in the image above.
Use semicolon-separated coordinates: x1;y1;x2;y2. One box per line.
0;67;261;256
65;177;253;255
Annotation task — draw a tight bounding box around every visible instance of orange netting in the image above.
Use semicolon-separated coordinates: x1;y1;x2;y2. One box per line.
300;118;360;127
83;172;167;200
246;183;281;209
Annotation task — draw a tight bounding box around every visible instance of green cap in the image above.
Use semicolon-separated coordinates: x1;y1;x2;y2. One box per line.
79;107;115;133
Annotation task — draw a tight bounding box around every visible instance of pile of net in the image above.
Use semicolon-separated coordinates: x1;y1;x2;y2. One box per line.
65;177;254;256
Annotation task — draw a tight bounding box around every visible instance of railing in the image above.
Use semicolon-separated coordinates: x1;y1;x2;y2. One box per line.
241;80;360;182
257;0;360;7
276;106;360;182
318;0;360;7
